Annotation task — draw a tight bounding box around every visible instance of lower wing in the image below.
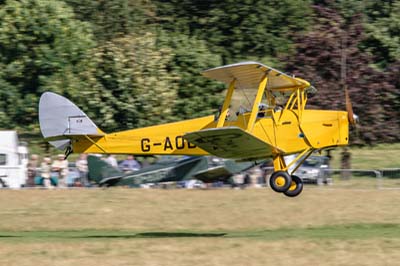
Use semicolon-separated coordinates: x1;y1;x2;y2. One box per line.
184;127;278;161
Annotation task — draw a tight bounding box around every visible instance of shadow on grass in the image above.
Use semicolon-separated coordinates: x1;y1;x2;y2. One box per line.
83;232;226;239
1;224;399;240
0;231;227;239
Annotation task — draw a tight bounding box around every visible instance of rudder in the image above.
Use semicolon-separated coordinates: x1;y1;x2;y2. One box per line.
39;92;104;150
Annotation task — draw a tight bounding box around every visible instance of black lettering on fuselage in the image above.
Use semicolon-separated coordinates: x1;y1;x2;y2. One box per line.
141;136;197;152
164;137;173;150
188;141;197;148
175;136;185;150
141;138;151;152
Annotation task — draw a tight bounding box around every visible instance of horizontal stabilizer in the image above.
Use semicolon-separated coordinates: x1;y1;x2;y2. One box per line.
39;92;104;150
43;134;103;142
184;127;274;160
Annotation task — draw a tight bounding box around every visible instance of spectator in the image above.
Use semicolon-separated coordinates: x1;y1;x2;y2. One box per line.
76;154;89;187
119;155;141;172
340;148;351;180
249;166;263;187
232;173;245;189
105;154;118;168
27;154;39;187
52;154;69;187
257;103;268;118
40;157;52;188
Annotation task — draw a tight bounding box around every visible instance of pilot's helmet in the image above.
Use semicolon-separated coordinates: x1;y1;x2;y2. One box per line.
258;103;268;110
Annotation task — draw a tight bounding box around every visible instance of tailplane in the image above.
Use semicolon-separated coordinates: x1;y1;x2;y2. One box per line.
39;92;104;150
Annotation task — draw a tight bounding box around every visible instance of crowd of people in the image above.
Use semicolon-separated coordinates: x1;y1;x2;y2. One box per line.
26;154;142;188
27;153;77;188
24;153;267;189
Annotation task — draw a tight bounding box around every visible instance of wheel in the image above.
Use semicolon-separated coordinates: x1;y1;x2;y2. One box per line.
269;171;292;193
284;175;303;197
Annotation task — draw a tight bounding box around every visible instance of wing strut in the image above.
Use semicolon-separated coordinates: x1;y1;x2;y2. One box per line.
217;79;236;128
286;148;314;175
246;73;268;132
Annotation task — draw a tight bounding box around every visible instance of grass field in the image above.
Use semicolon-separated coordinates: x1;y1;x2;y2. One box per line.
329;143;400;169
0;187;399;266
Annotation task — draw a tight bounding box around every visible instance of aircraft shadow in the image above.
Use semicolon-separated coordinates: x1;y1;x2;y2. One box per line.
0;231;227;239
81;232;227;239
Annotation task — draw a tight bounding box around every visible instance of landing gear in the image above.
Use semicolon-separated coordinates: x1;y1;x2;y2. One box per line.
269;171;303;197
270;152;310;197
64;143;73;159
283;175;303;197
269;171;292;193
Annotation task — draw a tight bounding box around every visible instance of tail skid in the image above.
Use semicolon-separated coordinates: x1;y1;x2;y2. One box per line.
39;92;104;150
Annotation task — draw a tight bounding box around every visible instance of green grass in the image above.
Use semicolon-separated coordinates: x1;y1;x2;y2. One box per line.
1;223;399;241
0;188;400;265
330;143;400;169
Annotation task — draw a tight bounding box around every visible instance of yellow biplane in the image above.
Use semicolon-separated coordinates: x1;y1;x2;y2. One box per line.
39;61;355;197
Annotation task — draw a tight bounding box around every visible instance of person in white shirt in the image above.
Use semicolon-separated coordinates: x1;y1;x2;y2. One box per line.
76;154;89;186
52;154;68;187
105;154;118;168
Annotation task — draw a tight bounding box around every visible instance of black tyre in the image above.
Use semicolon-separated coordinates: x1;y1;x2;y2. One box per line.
284;175;303;197
269;171;292;193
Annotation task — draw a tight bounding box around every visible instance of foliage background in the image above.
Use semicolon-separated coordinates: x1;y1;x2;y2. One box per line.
0;0;399;145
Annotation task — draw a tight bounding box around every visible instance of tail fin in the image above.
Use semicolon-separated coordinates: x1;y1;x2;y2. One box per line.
87;155;123;185
39;92;104;150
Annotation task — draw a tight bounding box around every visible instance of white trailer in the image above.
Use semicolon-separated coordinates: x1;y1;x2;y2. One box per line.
0;131;28;188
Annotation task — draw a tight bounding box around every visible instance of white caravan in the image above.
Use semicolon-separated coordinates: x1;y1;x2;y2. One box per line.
0;131;28;188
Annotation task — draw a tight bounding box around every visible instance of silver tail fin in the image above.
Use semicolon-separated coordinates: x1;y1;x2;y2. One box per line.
39;92;104;150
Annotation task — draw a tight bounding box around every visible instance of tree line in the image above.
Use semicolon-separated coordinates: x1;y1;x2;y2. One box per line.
0;0;398;145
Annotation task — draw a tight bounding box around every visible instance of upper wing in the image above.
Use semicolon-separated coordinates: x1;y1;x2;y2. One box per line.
184;127;276;161
202;61;310;91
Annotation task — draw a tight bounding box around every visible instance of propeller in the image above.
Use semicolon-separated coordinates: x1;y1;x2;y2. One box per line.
345;86;358;126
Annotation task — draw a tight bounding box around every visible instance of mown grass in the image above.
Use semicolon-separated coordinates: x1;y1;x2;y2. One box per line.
330;143;400;169
1;223;399;241
0;188;399;265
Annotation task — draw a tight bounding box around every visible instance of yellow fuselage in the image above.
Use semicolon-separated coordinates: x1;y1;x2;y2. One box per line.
72;109;349;157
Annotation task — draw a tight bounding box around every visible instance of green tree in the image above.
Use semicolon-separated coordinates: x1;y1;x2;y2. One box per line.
363;0;400;68
283;3;398;144
156;31;224;120
385;60;400;141
86;32;178;132
64;0;156;42
0;0;95;131
155;0;312;64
